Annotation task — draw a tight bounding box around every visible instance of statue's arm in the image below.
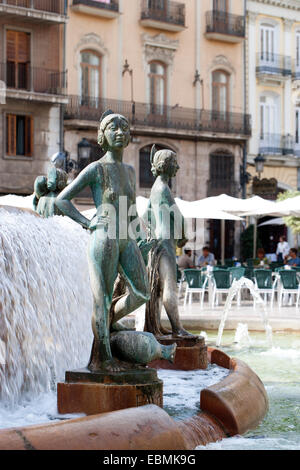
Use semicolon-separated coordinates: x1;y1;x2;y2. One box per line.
55;165;96;229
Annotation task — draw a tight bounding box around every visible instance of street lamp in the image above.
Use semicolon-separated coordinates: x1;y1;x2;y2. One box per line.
254;153;265;180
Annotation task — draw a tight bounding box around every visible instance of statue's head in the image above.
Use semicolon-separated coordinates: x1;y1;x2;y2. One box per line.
150;145;179;178
98;109;130;152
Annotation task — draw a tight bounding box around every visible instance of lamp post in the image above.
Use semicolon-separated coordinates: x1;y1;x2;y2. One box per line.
254;153;265;180
77;138;92;172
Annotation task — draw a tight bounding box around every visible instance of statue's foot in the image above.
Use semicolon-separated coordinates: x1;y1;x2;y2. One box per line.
172;328;197;338
101;358;132;373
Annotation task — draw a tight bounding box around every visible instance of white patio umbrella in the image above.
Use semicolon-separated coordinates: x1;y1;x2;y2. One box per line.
258;218;284;227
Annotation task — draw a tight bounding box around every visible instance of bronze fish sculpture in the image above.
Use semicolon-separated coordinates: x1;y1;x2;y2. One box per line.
110;331;176;366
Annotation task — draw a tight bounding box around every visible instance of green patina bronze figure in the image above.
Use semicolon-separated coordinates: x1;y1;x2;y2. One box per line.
33;154;68;218
55;110;154;372
144;146;193;338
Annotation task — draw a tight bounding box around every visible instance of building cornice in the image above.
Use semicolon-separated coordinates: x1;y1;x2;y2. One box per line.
251;0;300;11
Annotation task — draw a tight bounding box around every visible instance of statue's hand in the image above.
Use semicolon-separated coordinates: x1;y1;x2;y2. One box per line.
89;214;110;232
177;238;188;249
138;238;156;265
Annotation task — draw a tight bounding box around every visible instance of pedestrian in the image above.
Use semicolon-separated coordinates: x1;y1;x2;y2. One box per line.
276;236;289;263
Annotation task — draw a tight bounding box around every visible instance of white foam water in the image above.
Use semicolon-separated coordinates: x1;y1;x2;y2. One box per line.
0;208;93;405
158;365;229;421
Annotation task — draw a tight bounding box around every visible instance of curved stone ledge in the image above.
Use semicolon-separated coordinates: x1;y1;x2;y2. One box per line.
0;348;268;450
201;348;268;436
0;405;186;451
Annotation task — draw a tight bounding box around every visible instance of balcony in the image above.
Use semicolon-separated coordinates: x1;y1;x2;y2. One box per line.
64;96;251;137
259;133;294;156
71;0;119;19
0;62;67;102
256;53;292;83
0;0;67;23
205;10;245;43
140;0;185;32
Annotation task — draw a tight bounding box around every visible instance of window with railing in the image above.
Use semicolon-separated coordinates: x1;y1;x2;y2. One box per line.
6;30;30;90
141;0;185;27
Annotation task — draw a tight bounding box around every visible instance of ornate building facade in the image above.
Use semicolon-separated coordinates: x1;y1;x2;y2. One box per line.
246;0;300;197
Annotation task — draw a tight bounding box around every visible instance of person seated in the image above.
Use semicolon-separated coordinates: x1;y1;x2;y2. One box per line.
254;248;269;267
197;246;216;268
285;248;300;267
178;248;195;271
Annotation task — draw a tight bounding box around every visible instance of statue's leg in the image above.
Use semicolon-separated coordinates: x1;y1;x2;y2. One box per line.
159;253;192;337
88;230;119;366
112;240;150;325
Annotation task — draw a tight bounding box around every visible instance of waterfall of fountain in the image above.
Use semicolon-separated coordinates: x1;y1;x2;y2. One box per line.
0;207;93;405
216;278;273;347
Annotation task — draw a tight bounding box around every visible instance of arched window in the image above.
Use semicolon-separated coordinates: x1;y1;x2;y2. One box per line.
80;50;101;104
212;70;229;113
139;144;173;189
148;61;166;114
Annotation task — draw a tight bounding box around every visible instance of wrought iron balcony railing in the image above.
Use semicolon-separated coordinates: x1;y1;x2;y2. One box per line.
256;53;292;77
65;95;251;136
140;0;185;27
0;0;65;14
72;0;119;12
0;62;66;95
259;133;294;155
205;10;245;38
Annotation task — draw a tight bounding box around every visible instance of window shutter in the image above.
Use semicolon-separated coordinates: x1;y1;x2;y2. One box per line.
6;114;16;156
6;30;30;63
6;31;17;62
17;32;30;63
25;116;33;156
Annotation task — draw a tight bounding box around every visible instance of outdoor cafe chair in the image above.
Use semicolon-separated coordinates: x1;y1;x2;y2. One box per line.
183;269;208;309
211;269;232;308
278;270;300;308
253;269;276;308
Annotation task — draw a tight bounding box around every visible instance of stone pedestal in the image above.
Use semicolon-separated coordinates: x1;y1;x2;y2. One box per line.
57;368;163;416
149;336;208;371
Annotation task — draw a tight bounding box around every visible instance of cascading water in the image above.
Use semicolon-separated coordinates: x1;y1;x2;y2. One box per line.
0;207;93;405
216;277;273;347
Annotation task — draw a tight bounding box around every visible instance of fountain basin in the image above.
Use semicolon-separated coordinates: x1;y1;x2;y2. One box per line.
0;349;268;450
